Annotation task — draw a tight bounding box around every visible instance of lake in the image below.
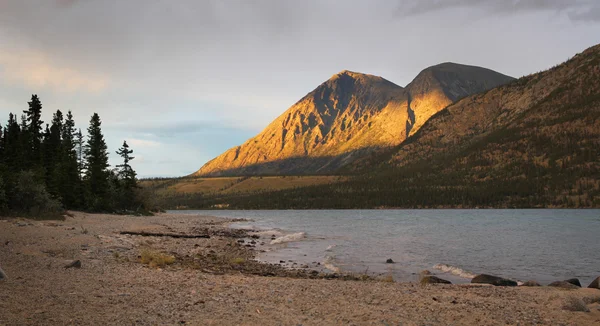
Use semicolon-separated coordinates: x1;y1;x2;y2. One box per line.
171;209;600;285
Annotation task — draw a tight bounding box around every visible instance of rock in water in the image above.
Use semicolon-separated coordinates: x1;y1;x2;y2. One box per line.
520;280;542;287
64;260;82;269
0;266;6;280
588;276;600;289
421;276;452;284
471;274;517;286
548;281;580;289
385;259;395;264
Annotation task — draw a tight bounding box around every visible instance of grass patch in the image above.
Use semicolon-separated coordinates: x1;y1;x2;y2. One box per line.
140;249;176;268
230;257;245;265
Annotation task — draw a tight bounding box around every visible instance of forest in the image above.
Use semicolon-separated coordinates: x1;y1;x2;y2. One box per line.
0;95;143;217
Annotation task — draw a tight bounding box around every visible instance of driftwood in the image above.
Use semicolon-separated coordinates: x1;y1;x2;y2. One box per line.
119;231;210;239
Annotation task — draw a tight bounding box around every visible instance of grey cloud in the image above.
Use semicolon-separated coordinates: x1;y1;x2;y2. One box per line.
397;0;599;20
569;5;600;21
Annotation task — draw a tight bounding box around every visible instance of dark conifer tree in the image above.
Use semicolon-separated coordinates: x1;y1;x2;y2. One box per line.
3;114;21;173
75;128;85;178
23;95;44;167
59;111;80;208
44;111;64;197
19;114;31;169
117;141;137;197
0;125;4;160
84;113;110;209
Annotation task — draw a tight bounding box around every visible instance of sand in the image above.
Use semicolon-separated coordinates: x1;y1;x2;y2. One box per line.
0;212;599;325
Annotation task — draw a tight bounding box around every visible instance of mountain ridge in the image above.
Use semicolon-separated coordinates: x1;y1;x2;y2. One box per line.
195;63;514;176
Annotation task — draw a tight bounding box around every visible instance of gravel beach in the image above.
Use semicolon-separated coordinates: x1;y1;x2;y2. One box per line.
0;212;599;325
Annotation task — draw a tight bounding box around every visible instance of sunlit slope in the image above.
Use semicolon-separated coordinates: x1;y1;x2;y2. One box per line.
195;65;513;176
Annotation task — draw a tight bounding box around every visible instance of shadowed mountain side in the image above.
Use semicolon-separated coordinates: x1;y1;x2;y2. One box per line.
405;63;514;136
195;65;514;176
195;146;386;176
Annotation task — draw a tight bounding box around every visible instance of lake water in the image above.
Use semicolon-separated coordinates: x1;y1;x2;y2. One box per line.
171;209;600;285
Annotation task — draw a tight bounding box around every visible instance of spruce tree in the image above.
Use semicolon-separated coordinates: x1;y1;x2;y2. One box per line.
84;113;110;209
3;114;22;173
19;114;31;169
44;111;64;197
23;95;44;168
75;128;85;178
59;111;80;208
117;141;137;192
0;125;4;160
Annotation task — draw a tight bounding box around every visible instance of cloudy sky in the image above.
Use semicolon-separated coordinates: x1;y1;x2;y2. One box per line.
1;0;599;177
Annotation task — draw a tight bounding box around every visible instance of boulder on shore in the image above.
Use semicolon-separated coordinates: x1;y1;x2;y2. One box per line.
520;280;541;287
471;274;517;287
564;278;582;287
385;259;394;264
421;275;452;285
588;276;600;289
548;281;579;289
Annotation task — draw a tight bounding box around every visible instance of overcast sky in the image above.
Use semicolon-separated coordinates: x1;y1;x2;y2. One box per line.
1;0;599;177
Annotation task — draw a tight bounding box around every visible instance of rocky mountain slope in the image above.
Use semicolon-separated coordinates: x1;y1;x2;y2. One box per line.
195;65;513;176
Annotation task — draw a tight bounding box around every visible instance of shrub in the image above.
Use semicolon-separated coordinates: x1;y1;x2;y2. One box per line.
12;171;63;218
140;249;176;268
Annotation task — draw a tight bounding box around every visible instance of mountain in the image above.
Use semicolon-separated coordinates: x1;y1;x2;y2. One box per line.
195;65;514;176
203;43;599;209
405;63;517;136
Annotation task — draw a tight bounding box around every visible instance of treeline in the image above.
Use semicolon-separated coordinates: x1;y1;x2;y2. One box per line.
0;95;143;217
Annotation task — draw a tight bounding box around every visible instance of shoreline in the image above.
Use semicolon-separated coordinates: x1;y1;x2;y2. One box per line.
1;212;599;325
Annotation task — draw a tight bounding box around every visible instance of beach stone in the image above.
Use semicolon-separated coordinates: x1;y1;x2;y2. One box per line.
548;281;579;289
385;259;395;264
64;260;82;269
588;276;600;289
471;274;518;287
520;280;542;287
564;278;582;287
0;266;6;280
421;276;452;284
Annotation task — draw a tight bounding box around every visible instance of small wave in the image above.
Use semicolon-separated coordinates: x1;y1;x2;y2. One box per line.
270;232;306;245
323;255;340;273
254;229;285;237
433;263;477;279
325;244;337;251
